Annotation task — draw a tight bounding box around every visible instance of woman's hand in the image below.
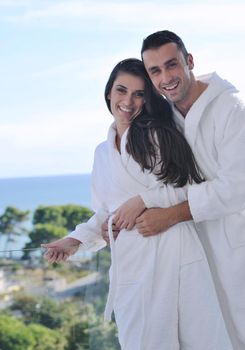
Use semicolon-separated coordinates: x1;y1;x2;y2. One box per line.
101;218;120;245
113;195;146;230
41;237;80;263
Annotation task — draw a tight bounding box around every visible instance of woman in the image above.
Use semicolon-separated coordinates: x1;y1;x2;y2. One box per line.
42;59;232;350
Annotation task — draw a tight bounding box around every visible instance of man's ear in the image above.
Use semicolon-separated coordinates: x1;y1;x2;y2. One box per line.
187;53;194;70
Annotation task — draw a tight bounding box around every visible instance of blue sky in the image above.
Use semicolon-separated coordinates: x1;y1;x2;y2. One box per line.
1;0;245;178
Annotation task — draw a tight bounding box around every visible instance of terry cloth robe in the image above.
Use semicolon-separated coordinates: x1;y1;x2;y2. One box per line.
69;123;232;350
171;72;245;350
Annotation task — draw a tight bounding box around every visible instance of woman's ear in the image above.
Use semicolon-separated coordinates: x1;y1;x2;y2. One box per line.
107;92;111;100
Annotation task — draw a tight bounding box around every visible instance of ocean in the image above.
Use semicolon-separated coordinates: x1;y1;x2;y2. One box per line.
0;174;92;213
0;174;92;254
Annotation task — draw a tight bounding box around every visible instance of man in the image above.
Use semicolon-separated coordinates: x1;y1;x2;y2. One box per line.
136;30;245;349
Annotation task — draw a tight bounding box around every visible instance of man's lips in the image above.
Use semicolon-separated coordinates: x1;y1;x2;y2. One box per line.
162;81;179;91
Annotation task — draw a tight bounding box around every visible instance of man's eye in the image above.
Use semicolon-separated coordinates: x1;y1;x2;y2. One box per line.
168;62;177;69
150;70;159;75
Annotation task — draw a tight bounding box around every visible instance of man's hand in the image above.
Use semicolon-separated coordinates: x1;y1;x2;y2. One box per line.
101;218;120;245
113;196;146;230
41;237;80;263
136;201;192;236
136;208;172;236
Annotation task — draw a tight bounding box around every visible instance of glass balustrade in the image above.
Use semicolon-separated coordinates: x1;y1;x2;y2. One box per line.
0;232;120;350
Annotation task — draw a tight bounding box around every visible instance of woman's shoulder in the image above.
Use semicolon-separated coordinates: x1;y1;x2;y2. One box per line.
94;140;108;158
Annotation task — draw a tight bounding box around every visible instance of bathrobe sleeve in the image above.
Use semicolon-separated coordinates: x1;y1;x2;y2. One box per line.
188;99;245;222
68;145;108;252
139;182;188;208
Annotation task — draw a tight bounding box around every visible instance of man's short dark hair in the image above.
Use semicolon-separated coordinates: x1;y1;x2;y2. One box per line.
141;30;189;61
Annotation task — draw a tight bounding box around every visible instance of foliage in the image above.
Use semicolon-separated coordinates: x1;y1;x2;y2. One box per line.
62;204;93;231
0;206;30;258
0;203;120;349
8;294;120;350
0;315;67;350
0;206;30;235
28;323;67;350
84;249;111;313
33;204;93;231
33;206;66;228
23;204;93;258
65;304;120;350
23;223;68;258
11;294;74;329
28;223;67;245
0;315;35;350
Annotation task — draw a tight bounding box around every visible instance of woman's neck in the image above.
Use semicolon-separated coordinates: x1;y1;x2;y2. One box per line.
115;133;121;153
115;125;128;153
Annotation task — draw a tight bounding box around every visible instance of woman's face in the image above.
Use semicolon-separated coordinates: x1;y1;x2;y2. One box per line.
107;72;145;134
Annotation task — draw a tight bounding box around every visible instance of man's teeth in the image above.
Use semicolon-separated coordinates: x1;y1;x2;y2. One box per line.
164;82;179;91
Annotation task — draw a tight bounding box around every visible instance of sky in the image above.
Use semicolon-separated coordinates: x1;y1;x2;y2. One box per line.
0;0;245;179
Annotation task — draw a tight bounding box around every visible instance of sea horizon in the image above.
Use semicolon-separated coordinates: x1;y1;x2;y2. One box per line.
0;173;92;214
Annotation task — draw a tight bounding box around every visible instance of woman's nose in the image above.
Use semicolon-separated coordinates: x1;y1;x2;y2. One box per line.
124;94;133;105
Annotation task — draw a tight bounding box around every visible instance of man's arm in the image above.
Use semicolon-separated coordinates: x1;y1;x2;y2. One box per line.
136;201;192;236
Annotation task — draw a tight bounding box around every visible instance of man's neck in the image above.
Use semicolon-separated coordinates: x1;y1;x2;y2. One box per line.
175;80;208;117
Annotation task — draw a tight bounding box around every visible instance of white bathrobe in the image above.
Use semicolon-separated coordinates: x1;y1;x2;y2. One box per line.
69;123;232;350
170;72;245;350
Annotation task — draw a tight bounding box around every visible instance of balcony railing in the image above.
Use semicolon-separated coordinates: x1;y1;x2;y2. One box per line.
0;247;120;350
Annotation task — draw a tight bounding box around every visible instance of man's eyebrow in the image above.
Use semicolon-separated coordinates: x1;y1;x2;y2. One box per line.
147;66;160;74
164;57;177;65
148;58;178;72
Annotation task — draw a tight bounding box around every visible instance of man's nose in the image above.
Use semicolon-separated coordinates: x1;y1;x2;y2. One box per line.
159;70;172;85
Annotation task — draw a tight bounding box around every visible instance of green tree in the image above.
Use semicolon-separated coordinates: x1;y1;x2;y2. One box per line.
62;204;93;231
0;206;30;258
28;323;67;350
0;314;67;350
23;223;67;258
84;249;111;314
66;304;120;350
11;294;71;329
24;204;93;258
33;206;66;227
33;205;93;231
0;315;35;350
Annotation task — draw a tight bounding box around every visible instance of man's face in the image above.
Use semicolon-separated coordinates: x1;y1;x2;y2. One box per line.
143;43;194;108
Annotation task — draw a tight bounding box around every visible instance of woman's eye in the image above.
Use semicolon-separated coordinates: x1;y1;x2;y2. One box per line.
135;92;144;98
116;88;126;93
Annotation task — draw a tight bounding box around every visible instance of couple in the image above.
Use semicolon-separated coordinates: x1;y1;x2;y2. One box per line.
43;31;245;349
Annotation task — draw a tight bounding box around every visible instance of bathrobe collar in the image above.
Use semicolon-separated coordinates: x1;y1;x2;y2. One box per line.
172;72;238;148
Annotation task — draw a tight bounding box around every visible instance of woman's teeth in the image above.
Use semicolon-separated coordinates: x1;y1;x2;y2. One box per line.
120;106;133;113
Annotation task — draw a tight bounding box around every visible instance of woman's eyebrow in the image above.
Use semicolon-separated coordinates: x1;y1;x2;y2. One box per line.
115;84;127;89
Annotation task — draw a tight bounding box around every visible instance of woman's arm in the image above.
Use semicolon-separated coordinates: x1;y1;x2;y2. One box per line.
113;183;188;231
42;144;109;262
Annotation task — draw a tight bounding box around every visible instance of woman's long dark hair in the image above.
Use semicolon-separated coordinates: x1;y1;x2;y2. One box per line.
104;58;203;187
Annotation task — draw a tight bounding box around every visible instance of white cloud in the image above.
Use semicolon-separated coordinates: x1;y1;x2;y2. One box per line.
5;0;245;34
0;0;31;6
0;109;112;178
1;0;245;178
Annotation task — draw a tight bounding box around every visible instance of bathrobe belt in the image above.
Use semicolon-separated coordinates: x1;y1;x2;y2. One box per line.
104;214;117;321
